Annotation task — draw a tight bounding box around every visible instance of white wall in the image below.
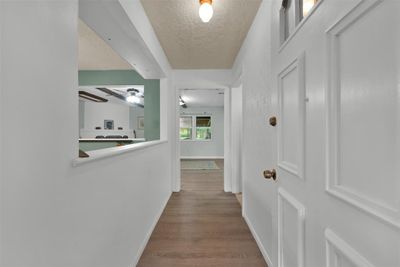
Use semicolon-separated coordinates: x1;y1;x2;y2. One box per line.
84;102;130;131
116;0;176;192
231;0;275;265
79;101;145;138
180;107;224;159
129;106;145;138
173;69;232;89
80;101;131;137
0;2;172;267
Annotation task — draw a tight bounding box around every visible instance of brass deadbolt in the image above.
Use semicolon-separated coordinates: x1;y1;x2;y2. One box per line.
269;116;277;127
263;169;277;181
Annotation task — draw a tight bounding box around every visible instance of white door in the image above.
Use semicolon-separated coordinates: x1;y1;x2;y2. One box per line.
267;0;400;266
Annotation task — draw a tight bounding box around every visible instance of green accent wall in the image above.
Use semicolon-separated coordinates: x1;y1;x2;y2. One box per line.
78;70;160;141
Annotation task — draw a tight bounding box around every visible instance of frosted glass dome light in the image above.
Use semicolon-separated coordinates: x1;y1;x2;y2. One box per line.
199;1;213;23
126;95;140;104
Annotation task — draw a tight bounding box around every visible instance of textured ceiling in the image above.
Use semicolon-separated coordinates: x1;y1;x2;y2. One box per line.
78;19;132;70
180;89;224;108
140;0;262;69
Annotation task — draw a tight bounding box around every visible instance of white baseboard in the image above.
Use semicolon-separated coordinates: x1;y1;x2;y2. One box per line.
133;192;171;266
243;212;273;267
180;156;224;159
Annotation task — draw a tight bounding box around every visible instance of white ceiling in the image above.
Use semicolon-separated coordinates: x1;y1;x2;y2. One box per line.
78;19;132;70
140;0;262;69
180;89;224;108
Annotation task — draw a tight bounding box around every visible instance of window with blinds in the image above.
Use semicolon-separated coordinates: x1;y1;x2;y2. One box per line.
179;115;212;141
196;116;211;140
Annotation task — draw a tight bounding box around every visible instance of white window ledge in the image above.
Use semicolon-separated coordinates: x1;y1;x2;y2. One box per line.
73;140;168;167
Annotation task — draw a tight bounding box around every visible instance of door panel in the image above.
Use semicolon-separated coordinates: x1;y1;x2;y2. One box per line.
325;229;374;267
327;0;400;228
278;188;305;267
278;55;306;179
281;66;300;171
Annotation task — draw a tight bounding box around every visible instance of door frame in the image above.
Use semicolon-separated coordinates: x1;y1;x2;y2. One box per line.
230;84;244;194
231;67;244;194
173;86;231;192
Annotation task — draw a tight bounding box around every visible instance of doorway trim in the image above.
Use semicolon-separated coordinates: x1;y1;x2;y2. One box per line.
173;87;230;192
230;66;244;194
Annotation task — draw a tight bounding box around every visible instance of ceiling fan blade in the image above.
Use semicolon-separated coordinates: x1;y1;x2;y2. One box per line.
96;87;126;101
79;91;108;102
115;89;128;94
96;87;144;108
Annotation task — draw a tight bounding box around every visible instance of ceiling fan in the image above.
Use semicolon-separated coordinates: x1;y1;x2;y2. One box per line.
125;88;144;104
96;87;144;107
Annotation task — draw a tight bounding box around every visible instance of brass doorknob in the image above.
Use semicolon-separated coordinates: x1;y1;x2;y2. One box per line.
269;116;277;127
263;169;277;181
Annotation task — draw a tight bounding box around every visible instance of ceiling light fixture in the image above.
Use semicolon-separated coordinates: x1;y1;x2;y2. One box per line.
199;0;213;23
126;94;140;104
126;88;141;104
179;96;187;108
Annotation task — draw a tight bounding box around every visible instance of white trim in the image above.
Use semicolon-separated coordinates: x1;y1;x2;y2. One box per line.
224;87;232;192
230;84;243;194
243;212;274;267
324;0;377;34
72;140;168;166
277;53;306;180
0;2;3;215
231;65;243;88
325;228;375;267
325;0;400;230
278;188;305;267
133;192;171;266
180;156;224;160
173;87;181;192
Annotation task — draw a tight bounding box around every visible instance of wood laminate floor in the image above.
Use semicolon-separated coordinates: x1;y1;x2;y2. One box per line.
137;159;267;267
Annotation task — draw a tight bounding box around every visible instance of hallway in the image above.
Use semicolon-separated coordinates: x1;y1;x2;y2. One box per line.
138;160;267;266
2;1;400;266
